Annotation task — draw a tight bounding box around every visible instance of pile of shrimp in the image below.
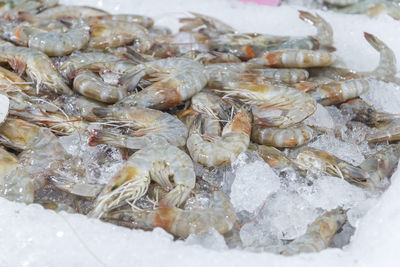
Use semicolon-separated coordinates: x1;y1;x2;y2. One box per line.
0;0;400;256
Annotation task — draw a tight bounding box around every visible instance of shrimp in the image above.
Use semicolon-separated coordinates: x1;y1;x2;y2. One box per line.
276;208;347;255
0;46;72;95
310;78;375;106
0;65;35;93
186;107;251;167
248;143;306;178
251;123;314;148
86;18;152;51
1;0;58;16
89;14;154;29
36;5;109;19
116;58;208;110
298;10;334;50
340;98;400;127
366;119;400;143
294;147;369;185
90;144;196;218
58;52;129;79
249;49;336;68
14;20;90;56
89;106;188;149
102;191;236;239
308;33;396;80
72;69;133;104
179;12;235;36
215;82;316;128
359;144;400;185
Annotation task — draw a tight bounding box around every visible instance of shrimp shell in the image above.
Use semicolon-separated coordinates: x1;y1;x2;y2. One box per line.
251;123;314;148
249;49;336;68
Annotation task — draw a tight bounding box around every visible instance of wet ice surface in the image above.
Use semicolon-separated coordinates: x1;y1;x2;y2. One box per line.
361;80;400;114
2;0;400;266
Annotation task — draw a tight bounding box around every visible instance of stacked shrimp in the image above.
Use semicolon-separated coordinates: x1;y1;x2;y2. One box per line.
0;0;399;255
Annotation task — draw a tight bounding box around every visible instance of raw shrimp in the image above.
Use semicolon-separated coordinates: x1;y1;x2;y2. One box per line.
179;12;235;36
90;106;188;149
1;0;58;16
366;119;400;143
248;143;306;178
310;78;375;106
186;107;251;167
294;147;368;185
15;20;90;56
251;123;314;148
117;58;208;110
215;82;316;128
308;32;396;80
0;65;35;93
36;5;109;19
249;49;336;68
90;144;196;218
86;18;152;51
103;191;236;239
0;46;72;95
72;69;133;104
340;98;400;127
0;146;18;180
359;144;400;184
90;14;154;29
298;10;334;49
275;208;347;255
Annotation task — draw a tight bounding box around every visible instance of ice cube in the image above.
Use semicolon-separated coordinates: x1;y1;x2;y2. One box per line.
230;156;280;213
308;135;365;165
303;175;367;210
240;191;321;247
304;103;335;130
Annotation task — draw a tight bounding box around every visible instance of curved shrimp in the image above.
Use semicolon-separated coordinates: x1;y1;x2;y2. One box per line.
179;12;235;35
187;107;251;167
90;144;196;218
275;208;347;255
89;106;188;149
14;19;90;56
103;191;236;239
251;123;314;148
310;78;374;106
116;58;208;110
215;82;316;128
86;18;152;51
359;144;400;185
298;10;334;50
72;69;133;104
249;49;336;68
294;147;369;185
0;46;72;95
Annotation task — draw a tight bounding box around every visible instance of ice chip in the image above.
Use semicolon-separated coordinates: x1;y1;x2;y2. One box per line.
185;229;228;250
304;103;335;129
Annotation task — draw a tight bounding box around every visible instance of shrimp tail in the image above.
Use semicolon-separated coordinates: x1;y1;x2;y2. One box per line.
123;46;148;64
298;10;335;51
364;32;397;77
341;164;369;184
158;185;192;208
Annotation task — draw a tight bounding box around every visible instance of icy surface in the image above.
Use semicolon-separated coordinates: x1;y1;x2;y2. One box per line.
361;80;400;114
230;153;280;213
0;94;8;124
1;0;400;266
303;103;335;130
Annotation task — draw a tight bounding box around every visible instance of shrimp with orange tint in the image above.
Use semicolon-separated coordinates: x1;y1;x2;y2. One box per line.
187;106;251;167
88;14;154;29
249;49;336;68
90;144;196;218
102;191;236;239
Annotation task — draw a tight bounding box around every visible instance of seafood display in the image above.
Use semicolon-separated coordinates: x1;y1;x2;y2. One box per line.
0;0;399;257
